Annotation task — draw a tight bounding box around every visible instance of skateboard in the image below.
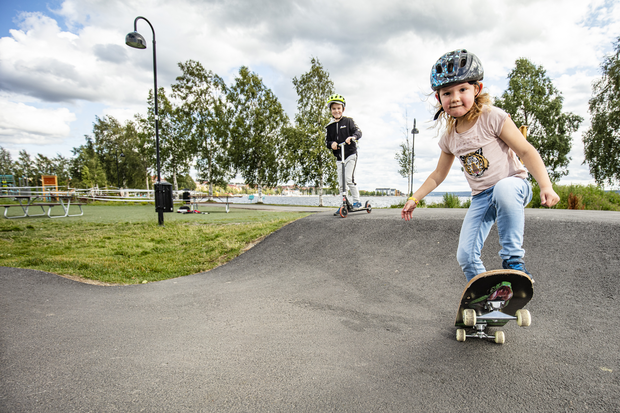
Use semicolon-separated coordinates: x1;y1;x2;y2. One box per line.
455;269;533;344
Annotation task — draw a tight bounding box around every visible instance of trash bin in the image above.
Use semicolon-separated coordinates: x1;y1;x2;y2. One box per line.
182;189;191;204
155;181;174;213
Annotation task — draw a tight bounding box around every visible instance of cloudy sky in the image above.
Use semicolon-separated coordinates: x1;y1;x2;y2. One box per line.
1;0;619;192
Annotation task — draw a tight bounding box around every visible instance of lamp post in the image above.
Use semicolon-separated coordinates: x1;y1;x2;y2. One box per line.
125;16;164;226
410;119;419;197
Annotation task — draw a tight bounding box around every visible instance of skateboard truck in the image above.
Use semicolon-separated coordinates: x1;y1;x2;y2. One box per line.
458;299;532;344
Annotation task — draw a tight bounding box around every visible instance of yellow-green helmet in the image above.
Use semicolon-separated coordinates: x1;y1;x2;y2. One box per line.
327;94;346;109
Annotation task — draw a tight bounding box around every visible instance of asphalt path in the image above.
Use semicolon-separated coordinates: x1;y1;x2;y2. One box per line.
1;208;619;412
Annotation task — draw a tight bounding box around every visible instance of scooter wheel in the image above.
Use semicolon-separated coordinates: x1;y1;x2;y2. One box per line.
365;201;372;213
339;206;348;218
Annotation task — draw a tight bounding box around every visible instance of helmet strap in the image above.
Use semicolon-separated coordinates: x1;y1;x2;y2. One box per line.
434;92;444;120
434;107;444;121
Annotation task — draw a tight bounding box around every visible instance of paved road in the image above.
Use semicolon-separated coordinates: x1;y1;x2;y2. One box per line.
1;208;619;412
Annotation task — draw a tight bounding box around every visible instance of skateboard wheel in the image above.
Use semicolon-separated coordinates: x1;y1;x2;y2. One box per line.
463;309;476;327
456;329;466;342
494;331;505;344
516;309;531;327
339;207;348;218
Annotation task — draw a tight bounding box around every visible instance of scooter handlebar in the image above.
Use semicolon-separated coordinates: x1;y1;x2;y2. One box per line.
337;137;358;147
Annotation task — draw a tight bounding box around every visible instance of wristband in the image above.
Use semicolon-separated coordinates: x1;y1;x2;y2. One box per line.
408;197;419;205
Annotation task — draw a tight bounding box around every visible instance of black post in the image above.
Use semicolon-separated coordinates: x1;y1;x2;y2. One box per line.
410;119;419;197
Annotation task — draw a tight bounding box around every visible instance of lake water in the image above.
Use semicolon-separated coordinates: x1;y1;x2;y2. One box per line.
230;194;472;208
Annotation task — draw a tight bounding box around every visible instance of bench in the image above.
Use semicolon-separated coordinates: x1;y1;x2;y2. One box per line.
1;202;85;219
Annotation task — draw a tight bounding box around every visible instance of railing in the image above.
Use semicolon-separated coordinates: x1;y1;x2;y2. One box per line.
1;185;241;204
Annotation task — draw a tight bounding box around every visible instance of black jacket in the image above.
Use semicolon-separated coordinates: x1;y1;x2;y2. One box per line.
324;116;362;161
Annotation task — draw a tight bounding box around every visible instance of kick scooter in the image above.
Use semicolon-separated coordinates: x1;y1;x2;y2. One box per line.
336;139;371;218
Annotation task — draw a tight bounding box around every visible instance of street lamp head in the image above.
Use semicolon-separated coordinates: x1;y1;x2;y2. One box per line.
125;31;147;49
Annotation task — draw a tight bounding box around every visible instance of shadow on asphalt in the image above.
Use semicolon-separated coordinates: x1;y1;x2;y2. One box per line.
1;209;619;412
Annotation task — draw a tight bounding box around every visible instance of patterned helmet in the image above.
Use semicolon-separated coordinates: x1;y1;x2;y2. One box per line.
430;49;484;91
327;94;346;109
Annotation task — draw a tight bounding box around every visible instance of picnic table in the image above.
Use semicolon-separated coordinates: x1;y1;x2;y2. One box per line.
0;193;85;219
182;193;242;213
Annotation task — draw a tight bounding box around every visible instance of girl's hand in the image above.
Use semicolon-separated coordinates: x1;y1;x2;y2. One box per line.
401;198;419;221
331;142;338;150
540;187;560;207
345;137;352;144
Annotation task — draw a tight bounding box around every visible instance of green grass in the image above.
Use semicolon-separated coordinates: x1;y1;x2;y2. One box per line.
0;204;310;284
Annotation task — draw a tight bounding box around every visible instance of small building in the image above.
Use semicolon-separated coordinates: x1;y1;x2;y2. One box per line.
375;188;400;196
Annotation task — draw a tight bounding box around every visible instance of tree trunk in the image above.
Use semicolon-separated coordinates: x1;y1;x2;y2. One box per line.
318;175;324;207
208;155;213;200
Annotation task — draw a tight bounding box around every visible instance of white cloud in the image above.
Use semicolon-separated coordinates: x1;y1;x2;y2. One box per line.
0;12;145;105
0;99;76;145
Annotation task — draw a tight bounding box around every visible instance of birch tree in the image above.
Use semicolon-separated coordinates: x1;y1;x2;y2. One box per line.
228;66;289;199
172;60;230;197
583;37;620;186
495;58;582;181
289;57;336;206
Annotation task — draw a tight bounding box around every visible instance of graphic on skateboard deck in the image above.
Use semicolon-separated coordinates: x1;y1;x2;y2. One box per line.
455;269;533;344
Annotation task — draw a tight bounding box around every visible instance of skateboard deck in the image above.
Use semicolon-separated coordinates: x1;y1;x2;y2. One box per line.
455;269;533;344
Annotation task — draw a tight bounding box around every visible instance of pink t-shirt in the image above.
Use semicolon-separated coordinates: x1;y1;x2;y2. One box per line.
438;106;528;195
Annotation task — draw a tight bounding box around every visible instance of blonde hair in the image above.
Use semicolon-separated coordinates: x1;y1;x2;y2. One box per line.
432;82;492;134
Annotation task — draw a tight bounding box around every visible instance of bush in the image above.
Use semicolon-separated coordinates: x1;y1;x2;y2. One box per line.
528;184;620;211
390;198;427;209
442;193;461;208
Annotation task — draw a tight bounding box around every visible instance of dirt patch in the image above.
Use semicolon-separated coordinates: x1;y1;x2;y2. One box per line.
57;273;119;286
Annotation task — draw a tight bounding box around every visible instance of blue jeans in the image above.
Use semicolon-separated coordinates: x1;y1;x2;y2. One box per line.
457;177;533;282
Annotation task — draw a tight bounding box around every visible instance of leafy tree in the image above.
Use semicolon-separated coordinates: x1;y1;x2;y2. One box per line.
92;115;127;188
583;37;620;186
69;137;107;189
92;114;152;189
51;154;70;186
147;87;193;191
127;115;155;190
395;114;417;196
495;58;582;181
172;60;230;197
228;66;289;199
289;57;336;206
34;154;55;185
395;143;413;194
14;150;35;186
167;173;196;190
0;147;13;176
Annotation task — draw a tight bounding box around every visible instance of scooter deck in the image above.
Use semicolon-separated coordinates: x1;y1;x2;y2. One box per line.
336;200;372;218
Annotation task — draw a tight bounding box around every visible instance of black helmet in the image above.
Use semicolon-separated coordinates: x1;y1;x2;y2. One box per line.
430;49;484;91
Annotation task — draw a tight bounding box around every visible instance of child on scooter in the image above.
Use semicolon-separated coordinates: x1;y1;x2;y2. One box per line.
401;49;560;283
325;94;363;210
